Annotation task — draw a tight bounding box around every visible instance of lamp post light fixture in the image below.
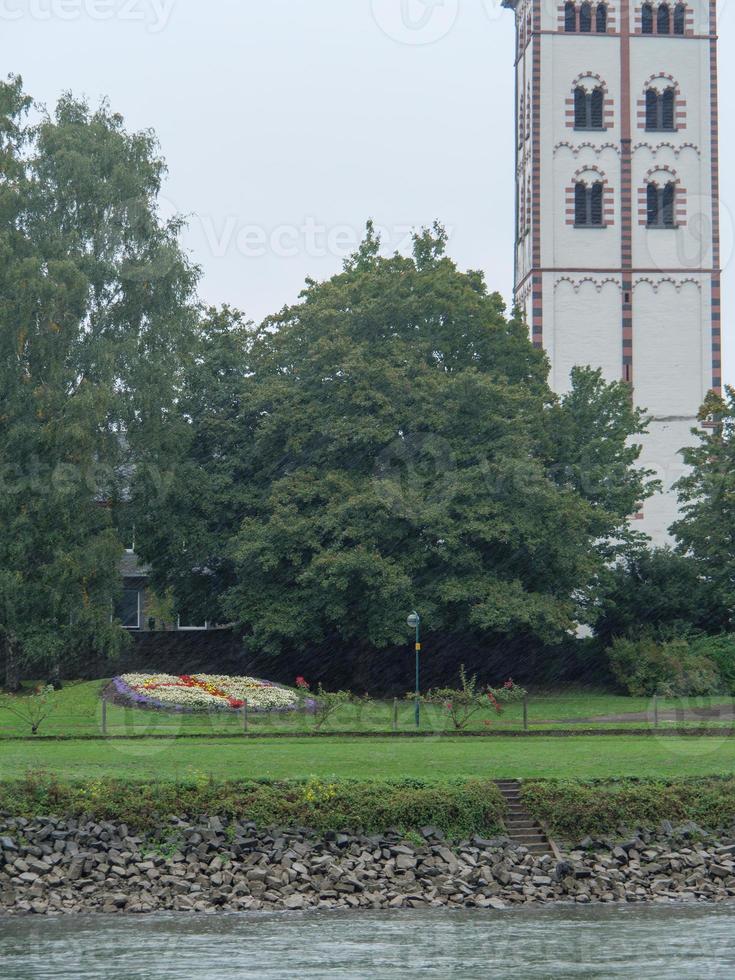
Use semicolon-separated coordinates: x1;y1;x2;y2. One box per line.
407;611;421;729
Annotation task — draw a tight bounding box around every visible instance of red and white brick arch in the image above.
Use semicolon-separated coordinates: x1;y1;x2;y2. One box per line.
636;73;687;132
556;2;617;32
565;72;615;129
565;166;615;226
637;165;688;226
633;2;695;35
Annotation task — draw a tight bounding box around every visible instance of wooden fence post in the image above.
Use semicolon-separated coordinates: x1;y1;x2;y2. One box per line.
243;700;249;734
392;698;399;733
101;698;107;736
653;695;659;728
523;695;529;732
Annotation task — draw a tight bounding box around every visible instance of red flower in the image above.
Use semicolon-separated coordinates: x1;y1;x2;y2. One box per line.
229;698;245;709
295;676;310;690
504;678;514;689
487;691;502;714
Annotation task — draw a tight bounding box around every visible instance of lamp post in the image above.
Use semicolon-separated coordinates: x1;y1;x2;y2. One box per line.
407;611;421;729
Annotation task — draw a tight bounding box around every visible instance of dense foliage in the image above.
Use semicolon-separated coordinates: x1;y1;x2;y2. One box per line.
672;388;735;620
135;224;655;658
607;635;723;697
523;777;735;839
594;548;732;647
0;773;506;839
0;76;199;686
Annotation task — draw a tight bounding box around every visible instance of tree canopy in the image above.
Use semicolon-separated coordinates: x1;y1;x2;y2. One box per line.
672;387;735;619
0;76;199;686
135;224;656;658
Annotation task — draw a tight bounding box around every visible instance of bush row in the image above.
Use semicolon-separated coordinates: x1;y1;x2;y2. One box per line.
607;634;735;697
523;777;735;839
0;774;506;840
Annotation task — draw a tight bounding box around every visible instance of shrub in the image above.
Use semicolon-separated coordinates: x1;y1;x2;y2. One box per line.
295;677;369;730
0;685;57;735
412;667;527;731
523;777;735;839
607;636;722;696
688;634;735;695
0;774;506;840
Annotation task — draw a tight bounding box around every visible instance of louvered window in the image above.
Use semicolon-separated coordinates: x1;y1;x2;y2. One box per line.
647;182;676;227
574;87;605;129
575;182;605;226
646;88;676;131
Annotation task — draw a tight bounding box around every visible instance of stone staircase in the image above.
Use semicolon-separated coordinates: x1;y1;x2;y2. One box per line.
494;779;558;857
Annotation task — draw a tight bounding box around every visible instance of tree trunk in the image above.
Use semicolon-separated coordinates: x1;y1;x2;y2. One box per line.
48;660;63;690
4;636;21;692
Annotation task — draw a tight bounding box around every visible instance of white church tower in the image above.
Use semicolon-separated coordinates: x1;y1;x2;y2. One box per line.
504;0;721;544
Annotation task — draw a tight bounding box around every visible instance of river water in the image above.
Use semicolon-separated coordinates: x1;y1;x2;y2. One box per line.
1;905;734;979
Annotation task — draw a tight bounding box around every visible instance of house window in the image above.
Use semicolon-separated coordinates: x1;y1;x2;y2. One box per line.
117;589;141;630
657;2;671;32
674;3;685;33
574;86;605;129
565;1;577;31
575;182;604;226
645;87;675;131
647;182;676;228
596;3;608;30
641;2;653;32
579;1;592;31
177;616;209;631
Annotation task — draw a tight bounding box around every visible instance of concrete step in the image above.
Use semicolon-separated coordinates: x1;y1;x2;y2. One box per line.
493;778;556;857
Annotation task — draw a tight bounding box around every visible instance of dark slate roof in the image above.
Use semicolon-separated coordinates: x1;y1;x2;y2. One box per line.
120;551;151;578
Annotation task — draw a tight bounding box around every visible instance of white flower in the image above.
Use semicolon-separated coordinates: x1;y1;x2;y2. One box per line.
119;673;298;710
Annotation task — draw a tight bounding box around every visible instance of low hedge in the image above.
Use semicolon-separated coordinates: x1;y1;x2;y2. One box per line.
523;777;735;839
0;773;506;840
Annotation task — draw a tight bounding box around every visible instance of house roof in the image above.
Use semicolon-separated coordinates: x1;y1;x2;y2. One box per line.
120;551;150;578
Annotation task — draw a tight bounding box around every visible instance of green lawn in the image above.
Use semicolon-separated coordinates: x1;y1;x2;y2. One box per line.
2;734;735;782
1;681;733;738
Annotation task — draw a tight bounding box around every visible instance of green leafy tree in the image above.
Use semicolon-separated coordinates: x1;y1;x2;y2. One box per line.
544;366;656;556
594;548;731;647
672;387;735;619
137;223;655;661
0;76;199;687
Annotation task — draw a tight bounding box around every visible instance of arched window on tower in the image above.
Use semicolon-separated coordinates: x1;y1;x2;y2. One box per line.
674;3;686;33
657;3;671;32
574;86;605;129
641;3;654;32
575;181;605;226
647;182;676;227
565;1;577;31
579;1;592;30
646;87;676;131
596;3;608;31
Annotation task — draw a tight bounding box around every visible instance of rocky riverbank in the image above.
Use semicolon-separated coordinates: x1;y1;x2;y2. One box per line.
2;815;735;915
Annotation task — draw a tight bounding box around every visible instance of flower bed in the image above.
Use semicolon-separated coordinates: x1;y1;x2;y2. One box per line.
110;674;306;713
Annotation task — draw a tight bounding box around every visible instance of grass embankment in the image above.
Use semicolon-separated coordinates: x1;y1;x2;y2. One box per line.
3;773;735;843
523;777;735;839
0;775;506;840
2;681;734;738
1;734;735;782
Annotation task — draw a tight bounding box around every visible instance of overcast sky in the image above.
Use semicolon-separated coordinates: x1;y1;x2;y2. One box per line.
3;0;733;384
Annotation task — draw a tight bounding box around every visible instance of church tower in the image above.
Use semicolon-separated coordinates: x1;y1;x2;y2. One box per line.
504;0;721;544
